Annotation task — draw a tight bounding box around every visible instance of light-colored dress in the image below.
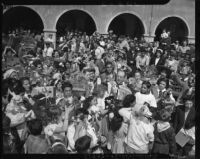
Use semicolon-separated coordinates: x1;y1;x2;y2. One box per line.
111;122;128;153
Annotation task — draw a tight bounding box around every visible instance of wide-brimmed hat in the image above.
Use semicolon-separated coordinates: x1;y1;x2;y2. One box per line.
156;48;163;54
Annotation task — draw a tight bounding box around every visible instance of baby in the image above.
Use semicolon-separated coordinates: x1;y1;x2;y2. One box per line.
161;29;169;39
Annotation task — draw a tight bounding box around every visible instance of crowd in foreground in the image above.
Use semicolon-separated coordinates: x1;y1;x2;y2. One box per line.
2;27;195;158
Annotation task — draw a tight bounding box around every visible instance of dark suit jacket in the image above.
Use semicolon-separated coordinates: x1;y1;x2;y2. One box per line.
150;56;165;67
173;105;195;134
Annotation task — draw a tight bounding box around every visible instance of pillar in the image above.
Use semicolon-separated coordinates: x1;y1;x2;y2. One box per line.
144;34;155;43
43;29;57;49
187;36;195;44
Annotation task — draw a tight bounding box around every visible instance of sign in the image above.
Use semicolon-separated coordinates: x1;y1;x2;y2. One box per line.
175;128;190;147
33;86;56;98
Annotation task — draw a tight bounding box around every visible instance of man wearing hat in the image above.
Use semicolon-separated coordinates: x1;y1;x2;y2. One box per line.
43;38;54;58
136;47;150;71
150;49;165;68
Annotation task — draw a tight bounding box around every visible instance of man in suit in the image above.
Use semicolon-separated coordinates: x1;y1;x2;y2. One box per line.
151;78;175;103
150;49;165;67
173;96;195;156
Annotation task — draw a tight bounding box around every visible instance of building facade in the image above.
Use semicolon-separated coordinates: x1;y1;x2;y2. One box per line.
3;0;195;47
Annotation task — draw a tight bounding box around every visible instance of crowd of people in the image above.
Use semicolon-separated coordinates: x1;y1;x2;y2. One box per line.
2;26;195;158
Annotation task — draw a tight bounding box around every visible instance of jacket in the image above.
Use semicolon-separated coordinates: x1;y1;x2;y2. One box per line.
173;105;195;134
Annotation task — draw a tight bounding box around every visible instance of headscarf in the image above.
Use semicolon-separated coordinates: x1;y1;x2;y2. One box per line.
3;69;18;79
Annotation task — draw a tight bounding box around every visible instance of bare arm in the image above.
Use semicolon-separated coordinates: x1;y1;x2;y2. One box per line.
118;107;132;121
54;105;74;133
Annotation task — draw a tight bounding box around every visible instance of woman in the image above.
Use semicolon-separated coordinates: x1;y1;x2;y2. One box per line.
54;80;64;99
135;81;157;110
20;77;35;107
173;96;195;157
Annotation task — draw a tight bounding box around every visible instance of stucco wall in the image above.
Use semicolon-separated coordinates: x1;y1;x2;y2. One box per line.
6;0;195;39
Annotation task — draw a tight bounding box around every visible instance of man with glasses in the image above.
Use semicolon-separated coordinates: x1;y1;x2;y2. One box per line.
100;62;116;85
108;70;132;101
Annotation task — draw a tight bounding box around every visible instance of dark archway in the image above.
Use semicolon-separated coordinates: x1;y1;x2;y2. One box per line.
3;6;44;33
56;10;97;36
154;17;189;43
108;13;145;38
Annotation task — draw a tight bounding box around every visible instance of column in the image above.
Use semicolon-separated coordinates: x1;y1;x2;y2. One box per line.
144;34;155;43
43;29;57;49
187;36;195;44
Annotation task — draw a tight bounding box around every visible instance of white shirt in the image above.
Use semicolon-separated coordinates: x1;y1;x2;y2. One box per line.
67;123;76;151
155;58;160;66
125;114;154;152
43;47;53;57
135;92;157;108
95;46;104;60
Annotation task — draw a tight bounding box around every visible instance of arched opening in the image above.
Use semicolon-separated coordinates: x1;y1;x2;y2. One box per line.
108;13;145;38
3;6;44;33
154;17;189;43
56;10;97;36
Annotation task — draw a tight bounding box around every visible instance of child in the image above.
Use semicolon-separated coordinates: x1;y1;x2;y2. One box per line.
24;119;50;154
151;109;176;157
161;29;168;39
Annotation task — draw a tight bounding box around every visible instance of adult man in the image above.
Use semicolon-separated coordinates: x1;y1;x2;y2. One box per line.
43;41;54;58
119;36;130;51
100;62;116;84
109;70;132;101
151;78;175;102
179;40;190;54
84;68;101;97
136;48;150;70
150;49;165;68
62;82;80;122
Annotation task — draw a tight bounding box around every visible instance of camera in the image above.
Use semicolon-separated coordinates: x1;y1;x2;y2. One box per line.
104;96;121;113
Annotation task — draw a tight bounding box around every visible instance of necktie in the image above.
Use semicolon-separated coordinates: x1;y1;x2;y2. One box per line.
159;90;162;98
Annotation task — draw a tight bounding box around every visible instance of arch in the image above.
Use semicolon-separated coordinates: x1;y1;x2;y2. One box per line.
55;9;97;36
153;15;190;43
107;12;146;38
3;6;45;33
